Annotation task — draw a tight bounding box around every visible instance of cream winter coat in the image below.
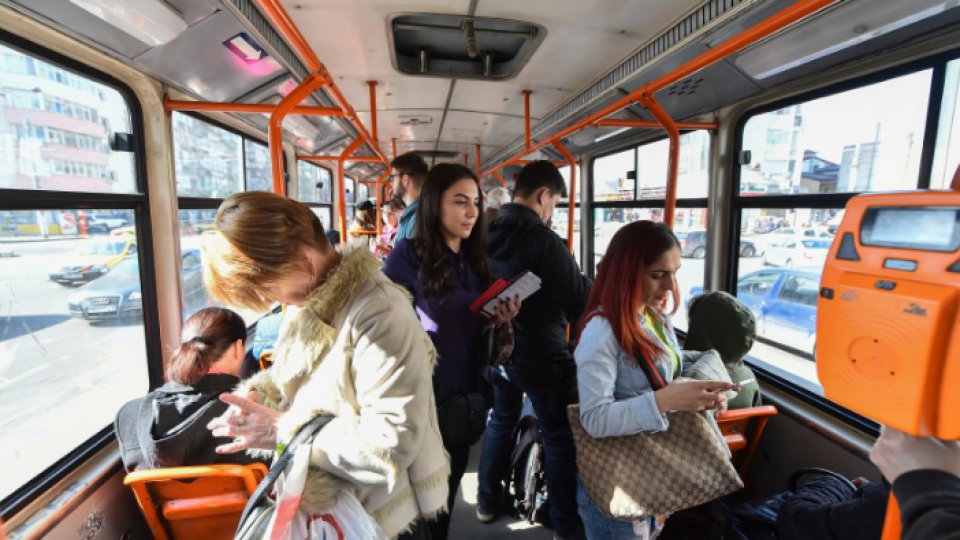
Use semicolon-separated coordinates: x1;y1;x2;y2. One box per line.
240;248;450;538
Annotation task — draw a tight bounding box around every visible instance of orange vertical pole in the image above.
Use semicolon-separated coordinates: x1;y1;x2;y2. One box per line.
463;153;468;166
637;93;679;228
492;170;507;187
553;141;577;253
367;81;378;145
476;144;482;179
338;138;365;243
270;73;328;195
522;90;532;150
392;138;398;161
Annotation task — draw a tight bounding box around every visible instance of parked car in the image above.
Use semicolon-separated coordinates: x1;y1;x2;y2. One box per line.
690;267;820;360
676;230;758;258
87;213;128;233
68;249;206;321
48;237;137;286
762;238;831;268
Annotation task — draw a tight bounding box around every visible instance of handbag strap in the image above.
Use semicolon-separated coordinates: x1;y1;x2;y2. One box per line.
237;414;334;526
636;349;667;391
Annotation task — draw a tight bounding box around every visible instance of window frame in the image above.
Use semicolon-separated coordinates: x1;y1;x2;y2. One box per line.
295;160;335;231
0;29;158;519
727;46;960;435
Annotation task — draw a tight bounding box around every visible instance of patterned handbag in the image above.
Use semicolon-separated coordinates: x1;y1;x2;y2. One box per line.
568;406;743;521
567;348;743;521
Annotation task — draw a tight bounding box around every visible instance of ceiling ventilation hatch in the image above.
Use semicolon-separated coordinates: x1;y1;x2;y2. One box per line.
390;14;545;80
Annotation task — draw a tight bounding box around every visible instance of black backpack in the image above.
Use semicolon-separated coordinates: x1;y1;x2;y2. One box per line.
509;414;551;527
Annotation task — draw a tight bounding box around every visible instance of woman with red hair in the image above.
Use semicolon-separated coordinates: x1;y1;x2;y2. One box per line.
574;220;733;539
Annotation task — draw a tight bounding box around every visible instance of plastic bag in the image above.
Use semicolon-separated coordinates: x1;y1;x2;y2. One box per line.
268;444;388;540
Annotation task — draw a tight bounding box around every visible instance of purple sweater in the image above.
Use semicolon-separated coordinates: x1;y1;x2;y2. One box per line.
383;238;486;403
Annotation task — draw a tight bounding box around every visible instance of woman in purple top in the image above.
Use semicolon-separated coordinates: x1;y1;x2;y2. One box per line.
384;163;519;539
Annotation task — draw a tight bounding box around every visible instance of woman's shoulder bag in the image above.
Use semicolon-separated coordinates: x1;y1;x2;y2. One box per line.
567;351;743;521
235;415;334;539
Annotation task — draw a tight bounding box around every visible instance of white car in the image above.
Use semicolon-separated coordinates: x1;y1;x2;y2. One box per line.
763;238;831;268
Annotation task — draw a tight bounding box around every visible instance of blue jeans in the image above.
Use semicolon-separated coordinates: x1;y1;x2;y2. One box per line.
477;365;581;536
577;480;659;540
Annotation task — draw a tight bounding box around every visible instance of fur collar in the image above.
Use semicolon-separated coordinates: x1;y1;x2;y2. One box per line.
270;247;382;391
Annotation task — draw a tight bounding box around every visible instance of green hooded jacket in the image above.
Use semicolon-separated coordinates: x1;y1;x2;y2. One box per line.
684;291;762;409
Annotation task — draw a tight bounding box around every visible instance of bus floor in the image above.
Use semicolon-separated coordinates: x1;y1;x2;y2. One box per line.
449;440;553;539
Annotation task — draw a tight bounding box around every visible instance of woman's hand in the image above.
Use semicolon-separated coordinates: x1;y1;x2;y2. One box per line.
491;295;521;325
654;378;734;413
207;390;281;453
870;425;960;482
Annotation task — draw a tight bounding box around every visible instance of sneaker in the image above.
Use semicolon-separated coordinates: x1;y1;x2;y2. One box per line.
476;505;496;524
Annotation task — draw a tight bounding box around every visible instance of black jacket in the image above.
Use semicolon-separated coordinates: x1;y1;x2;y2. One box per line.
777;474;888;540
894;469;960;540
486;203;591;367
114;373;261;472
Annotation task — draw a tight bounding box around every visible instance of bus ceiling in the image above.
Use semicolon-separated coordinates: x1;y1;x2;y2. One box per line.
5;0;960;189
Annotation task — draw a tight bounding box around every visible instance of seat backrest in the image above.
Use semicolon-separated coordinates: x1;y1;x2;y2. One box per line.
124;463;267;540
715;405;778;479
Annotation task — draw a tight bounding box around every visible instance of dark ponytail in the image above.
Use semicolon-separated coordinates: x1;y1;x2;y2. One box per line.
166;307;247;384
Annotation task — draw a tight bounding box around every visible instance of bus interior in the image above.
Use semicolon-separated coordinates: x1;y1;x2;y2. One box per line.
1;0;959;537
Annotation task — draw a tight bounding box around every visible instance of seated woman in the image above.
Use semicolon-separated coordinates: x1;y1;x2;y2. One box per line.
114;307;261;472
374;197;405;260
574;221;733;539
349;199;377;249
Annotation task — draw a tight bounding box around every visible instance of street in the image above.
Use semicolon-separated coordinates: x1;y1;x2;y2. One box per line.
0;238;149;500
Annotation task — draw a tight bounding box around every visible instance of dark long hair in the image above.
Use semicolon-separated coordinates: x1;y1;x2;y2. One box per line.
414;163;492;300
577;221;680;362
166;307;246;384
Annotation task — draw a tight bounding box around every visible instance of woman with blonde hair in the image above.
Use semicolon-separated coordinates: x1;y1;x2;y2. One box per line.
202;191;448;539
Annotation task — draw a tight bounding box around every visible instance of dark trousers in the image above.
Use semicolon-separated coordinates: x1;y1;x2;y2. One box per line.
427;442;470;540
477;364;581;536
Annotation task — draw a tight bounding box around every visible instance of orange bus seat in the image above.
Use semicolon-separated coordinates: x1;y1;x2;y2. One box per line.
124;462;268;540
715;405;778;478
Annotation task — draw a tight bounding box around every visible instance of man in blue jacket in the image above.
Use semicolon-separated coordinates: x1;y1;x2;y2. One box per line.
477;161;590;540
389;152;428;245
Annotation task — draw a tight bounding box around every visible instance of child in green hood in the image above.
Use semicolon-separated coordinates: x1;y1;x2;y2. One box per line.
685;291;761;409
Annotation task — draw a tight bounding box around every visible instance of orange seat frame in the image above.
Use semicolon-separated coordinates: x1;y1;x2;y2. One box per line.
715;405;778;479
124;463;267;540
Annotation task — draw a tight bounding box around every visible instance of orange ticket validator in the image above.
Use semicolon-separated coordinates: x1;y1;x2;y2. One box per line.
817;191;960;440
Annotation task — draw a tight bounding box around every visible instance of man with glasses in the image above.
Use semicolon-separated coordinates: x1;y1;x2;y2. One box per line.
389;152;429;246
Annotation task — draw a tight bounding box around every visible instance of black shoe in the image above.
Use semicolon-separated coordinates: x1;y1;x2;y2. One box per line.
476;505;496;524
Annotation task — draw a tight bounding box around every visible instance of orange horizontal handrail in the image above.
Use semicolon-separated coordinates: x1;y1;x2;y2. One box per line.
298;155;383;162
480;0;835;179
592;119;717;130
164;98;344;117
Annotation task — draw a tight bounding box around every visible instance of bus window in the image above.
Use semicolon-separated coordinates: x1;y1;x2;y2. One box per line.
549;166;582;266
593;147;635;202
740;70;932;196
932;57;960;189
0;41;148;502
296;161;333;204
244;140;272;192
0;44;136;194
637;131;710;200
172;112;244;198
